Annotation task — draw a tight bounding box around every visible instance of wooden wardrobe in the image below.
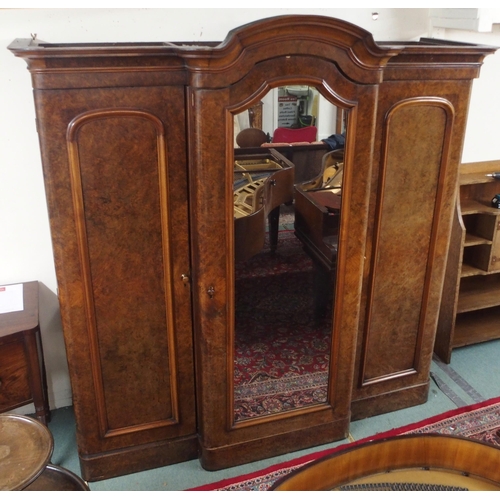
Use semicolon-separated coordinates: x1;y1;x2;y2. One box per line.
9;15;495;481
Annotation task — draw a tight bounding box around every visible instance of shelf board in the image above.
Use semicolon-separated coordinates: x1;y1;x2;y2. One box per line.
458;279;500;313
461;199;500;215
460;173;496;186
464;233;492;246
448;160;500;353
460;160;500;182
460;263;487;278
454;307;500;348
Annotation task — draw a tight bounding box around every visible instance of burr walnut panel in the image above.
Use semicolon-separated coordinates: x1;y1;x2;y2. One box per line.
361;99;453;385
67;110;177;435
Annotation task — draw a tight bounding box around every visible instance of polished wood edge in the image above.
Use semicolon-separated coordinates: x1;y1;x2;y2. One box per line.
271;434;500;490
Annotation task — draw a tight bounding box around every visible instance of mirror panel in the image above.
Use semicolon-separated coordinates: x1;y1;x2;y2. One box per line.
232;86;346;423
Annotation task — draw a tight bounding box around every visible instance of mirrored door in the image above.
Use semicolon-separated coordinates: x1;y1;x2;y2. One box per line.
232;87;346;423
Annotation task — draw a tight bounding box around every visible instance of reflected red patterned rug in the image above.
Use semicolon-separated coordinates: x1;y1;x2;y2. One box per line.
234;230;332;422
189;396;500;491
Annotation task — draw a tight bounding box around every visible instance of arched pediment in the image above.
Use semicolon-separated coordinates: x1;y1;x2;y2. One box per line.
184;15;402;87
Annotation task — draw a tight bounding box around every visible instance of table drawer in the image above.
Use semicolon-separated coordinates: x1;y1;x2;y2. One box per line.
0;340;31;410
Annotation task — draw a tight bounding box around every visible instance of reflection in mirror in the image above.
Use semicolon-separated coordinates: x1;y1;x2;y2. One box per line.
233;86;346;423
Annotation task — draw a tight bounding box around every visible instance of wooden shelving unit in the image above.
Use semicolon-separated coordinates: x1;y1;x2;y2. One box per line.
435;160;500;362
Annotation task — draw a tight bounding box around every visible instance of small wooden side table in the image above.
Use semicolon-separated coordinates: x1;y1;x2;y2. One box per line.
0;281;50;424
0;413;89;491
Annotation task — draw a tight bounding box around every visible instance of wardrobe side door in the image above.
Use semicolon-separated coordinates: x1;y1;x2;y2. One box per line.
34;86;197;480
352;81;467;420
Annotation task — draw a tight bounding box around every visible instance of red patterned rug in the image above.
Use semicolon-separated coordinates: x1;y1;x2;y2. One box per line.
189;396;500;491
234;230;332;422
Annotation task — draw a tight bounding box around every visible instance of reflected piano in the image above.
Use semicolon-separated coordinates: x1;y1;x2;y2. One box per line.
294;149;343;320
234;149;294;262
294;149;343;270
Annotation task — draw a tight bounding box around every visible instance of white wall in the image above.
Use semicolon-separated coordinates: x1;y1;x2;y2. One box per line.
430;23;500;163
1;8;498;412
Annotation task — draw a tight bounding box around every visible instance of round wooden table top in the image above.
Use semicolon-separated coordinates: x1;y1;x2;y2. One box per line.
0;413;53;491
272;434;500;491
